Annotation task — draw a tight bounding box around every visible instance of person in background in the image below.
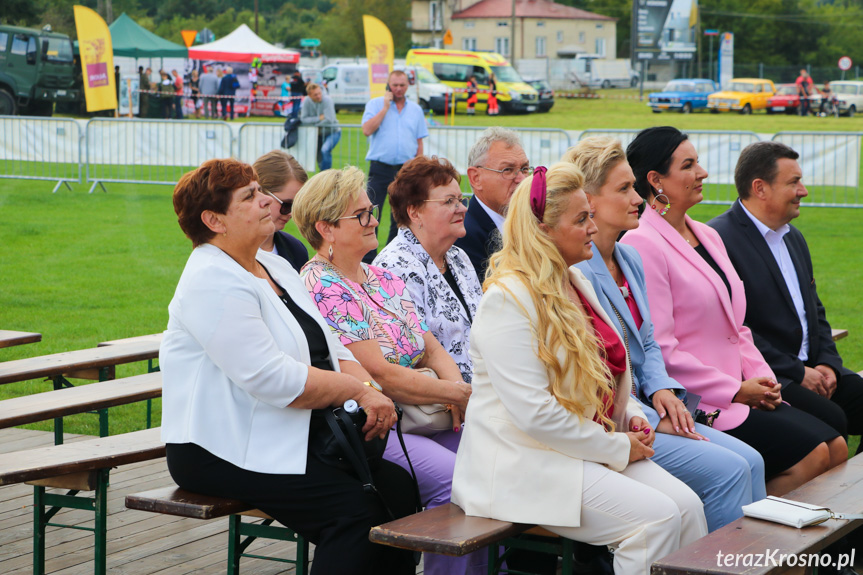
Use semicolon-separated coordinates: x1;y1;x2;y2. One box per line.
198;65;220;120
452;162;707;575
795;69;814;116
138;66;150;118
465;74;478;116
171;69;184;120
620;126;846;496
219;66;239;120
373;156;482;383
301;83;341;171
159;71;174;119
115;65;121;102
566;137;766;532
709;141;863;454
292;166;483;575
818;81;836;116
361;69;429;255
254;149;311;273
161;158;416;575
290;70;306;120
486;72;499;116
189;69;201;119
455;127;531;281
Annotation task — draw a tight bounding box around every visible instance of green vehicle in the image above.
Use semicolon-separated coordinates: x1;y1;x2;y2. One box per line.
0;25;79;116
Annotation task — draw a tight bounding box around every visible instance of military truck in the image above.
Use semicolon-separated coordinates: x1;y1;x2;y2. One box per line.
0;25;80;116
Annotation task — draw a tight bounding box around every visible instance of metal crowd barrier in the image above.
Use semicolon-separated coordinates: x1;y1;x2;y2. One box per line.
578;129;762;205
0;115;82;193
771;132;863;207
84;118;234;192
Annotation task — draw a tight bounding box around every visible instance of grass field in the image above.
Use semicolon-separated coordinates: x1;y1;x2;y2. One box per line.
6;99;862;454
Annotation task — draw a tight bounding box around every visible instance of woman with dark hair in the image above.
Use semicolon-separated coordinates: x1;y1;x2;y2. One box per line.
160;158;416;575
620;126;846;496
373;156;482;382
254;149;310;272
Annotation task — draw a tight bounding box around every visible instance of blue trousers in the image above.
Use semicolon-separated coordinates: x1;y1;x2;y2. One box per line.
385;429;487;575
318;129;342;171
645;402;767;532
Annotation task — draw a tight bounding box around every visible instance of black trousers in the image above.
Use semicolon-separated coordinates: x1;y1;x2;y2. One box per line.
365;160;403;263
166;443;416;575
783;370;863;453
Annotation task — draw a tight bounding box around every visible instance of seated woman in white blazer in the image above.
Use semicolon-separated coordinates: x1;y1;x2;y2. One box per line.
160;158;416;575
451;163;707;575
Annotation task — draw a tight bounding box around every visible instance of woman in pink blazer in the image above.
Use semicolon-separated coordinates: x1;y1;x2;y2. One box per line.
620;127;845;496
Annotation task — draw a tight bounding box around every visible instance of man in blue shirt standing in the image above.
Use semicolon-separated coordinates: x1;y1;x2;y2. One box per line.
362;70;429;260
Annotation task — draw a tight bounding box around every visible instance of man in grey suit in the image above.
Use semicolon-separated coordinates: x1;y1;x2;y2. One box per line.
198;66;220;119
709;141;863;454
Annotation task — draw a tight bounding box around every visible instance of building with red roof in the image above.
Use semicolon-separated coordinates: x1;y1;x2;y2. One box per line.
411;0;617;59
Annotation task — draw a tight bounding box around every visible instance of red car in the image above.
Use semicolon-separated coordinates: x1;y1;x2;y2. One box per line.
767;83;822;115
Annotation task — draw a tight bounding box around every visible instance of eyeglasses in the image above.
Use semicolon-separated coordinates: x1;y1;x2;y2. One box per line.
337;205;380;228
477;165;534;180
423;194;470;210
265;191;292;216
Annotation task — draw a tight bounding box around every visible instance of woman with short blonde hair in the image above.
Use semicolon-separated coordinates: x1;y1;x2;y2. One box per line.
452;162;707;575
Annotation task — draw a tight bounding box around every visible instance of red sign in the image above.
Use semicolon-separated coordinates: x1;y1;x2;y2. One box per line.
86;62;109;87
839;56;853;71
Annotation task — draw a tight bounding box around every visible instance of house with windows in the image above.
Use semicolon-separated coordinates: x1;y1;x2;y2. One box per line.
410;0;616;60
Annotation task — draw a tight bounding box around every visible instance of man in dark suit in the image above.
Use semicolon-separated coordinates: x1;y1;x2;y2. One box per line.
455;127;531;281
709;141;863;454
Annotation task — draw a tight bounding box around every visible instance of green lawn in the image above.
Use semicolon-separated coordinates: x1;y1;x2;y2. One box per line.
5;102;862;454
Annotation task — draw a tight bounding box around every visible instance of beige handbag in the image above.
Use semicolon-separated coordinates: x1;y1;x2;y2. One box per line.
399;367;453;436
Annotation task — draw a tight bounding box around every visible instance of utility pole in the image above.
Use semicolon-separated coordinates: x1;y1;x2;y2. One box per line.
255;0;259;34
510;0;516;58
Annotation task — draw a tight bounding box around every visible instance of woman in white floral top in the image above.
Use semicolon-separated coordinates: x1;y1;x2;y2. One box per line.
373;156;483;383
293;166;486;575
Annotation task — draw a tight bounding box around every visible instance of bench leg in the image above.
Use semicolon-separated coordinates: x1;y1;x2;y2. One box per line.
31;468;111;575
228;515;309;575
51;375;75;445
228;515;242;575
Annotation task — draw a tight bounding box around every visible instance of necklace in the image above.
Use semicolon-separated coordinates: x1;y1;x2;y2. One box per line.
436;259;447;274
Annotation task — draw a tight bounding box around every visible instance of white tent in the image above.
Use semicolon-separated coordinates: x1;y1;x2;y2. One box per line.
188;24;299;63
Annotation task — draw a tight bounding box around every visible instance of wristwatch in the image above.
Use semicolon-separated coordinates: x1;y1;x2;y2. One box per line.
363;380;383;392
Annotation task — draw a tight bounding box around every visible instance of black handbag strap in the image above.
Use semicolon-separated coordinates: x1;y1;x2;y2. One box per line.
323;408;396;520
394;410;423;514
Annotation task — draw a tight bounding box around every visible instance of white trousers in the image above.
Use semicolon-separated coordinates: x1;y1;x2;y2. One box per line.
542;459;707;575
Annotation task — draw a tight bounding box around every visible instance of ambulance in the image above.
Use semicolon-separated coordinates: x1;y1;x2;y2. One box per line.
405;48;539;113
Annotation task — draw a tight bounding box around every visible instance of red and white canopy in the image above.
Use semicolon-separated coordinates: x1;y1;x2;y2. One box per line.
188;24;299;64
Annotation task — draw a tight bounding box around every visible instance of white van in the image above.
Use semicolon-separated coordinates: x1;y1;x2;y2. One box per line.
319;64;452;113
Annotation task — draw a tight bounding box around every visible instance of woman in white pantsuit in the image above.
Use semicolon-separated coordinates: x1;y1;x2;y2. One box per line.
451;163;707;574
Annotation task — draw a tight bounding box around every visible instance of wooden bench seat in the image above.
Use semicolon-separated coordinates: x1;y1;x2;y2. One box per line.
0;329;42;349
0;427;164;575
126;486;309;575
832;328;849;342
0;371;161;444
0;340;161;443
370;502;578;574
652;453;863;574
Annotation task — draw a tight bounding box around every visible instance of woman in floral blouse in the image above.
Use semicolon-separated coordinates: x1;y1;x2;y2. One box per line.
293;166;484;575
373;156;482;382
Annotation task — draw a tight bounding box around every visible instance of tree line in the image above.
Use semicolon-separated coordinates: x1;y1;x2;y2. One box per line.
3;0;863;70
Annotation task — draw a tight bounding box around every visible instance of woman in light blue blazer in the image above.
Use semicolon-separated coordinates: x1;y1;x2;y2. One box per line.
566;137;766;531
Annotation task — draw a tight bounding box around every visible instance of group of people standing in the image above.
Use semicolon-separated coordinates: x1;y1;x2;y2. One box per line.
158;119;861;575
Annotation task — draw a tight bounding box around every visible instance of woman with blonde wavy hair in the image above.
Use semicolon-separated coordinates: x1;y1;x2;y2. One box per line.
451;162;707;574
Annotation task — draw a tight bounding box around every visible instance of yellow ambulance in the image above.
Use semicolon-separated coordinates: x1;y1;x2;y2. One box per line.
405;48;539;113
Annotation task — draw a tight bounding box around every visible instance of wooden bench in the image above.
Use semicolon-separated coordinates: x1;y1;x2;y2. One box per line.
0;427;164;575
98;332;163;348
370;502;578;574
0;371;162;441
0;340;161;443
832;328;849;342
0;329;42;349
652;453;863;574
126;486;309;575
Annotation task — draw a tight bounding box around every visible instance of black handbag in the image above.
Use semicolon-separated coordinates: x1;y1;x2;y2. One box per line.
309;402;387;472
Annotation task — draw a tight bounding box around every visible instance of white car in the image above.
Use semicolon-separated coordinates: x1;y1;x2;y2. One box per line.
830;81;863;117
320;64;452;113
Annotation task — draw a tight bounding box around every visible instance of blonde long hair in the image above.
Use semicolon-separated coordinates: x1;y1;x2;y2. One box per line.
485;162;615;428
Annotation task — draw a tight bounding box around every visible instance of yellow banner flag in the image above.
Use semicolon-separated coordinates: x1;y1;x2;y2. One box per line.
363;15;394;101
74;5;117;112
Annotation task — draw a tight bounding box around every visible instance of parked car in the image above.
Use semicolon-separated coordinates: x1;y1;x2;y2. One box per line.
320;63;452;113
766;83;822;115
648;79;718;114
707;79;776;114
525;79;554;112
830;81;863;117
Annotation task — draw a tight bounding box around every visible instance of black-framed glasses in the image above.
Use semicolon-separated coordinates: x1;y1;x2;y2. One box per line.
423;194;471;210
337;205;380;228
265;191;292;216
478;165;534;180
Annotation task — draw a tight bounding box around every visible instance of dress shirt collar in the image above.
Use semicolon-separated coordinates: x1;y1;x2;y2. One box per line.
473;195;506;234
